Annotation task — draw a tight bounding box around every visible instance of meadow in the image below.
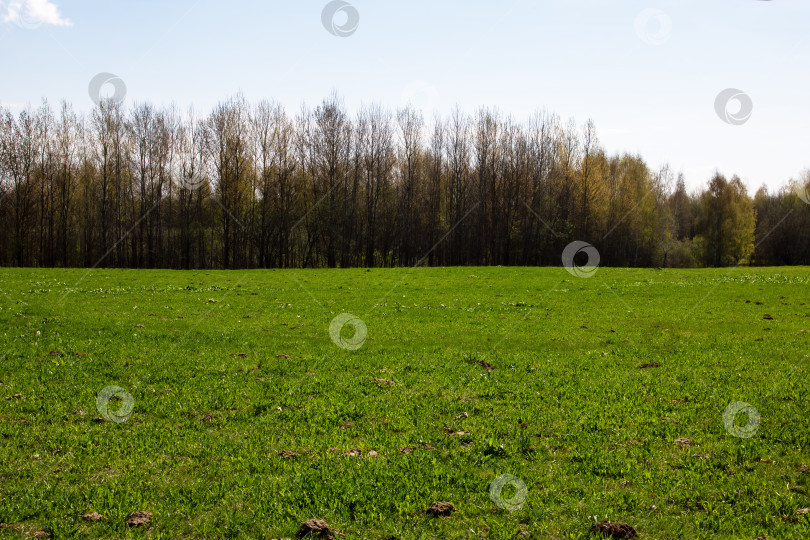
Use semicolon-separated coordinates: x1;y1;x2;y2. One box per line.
0;266;808;539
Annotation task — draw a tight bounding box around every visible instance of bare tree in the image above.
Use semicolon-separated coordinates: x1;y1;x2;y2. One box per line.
445;107;470;265
394;106;424;265
309;93;352;267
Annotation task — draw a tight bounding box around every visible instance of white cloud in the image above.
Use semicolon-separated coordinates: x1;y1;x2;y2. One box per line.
2;0;72;28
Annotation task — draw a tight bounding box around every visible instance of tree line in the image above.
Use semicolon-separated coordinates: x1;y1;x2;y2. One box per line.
1;93;808;270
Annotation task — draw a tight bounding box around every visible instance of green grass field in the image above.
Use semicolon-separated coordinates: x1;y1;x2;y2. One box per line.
0;266;809;539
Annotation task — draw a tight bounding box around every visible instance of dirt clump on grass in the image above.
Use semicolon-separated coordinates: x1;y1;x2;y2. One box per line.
638;362;661;369
340;448;377;458
279;450;299;459
82;512;105;521
126;511;152;527
427;501;456;517
591;520;636;538
674;437;692;447
465;356;493;372
372;378;396;386
296;519;344;539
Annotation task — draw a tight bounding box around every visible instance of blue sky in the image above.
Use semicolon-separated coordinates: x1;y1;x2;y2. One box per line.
1;0;807;192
